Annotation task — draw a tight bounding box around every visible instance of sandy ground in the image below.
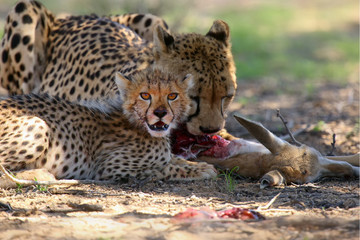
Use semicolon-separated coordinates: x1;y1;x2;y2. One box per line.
0;81;359;240
0;179;359;240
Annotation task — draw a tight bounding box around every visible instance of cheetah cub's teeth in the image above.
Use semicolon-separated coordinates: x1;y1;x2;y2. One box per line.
148;121;169;131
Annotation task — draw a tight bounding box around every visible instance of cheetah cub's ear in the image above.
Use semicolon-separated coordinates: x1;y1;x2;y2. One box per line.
115;72;130;100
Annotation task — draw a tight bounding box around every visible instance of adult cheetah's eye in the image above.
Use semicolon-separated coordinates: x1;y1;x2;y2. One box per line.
168;93;178;101
140;92;151;100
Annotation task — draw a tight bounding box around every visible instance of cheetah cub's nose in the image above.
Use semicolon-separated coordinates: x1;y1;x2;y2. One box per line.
154;107;167;118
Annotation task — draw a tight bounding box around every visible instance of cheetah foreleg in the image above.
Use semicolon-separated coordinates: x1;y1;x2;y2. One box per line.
155;156;217;181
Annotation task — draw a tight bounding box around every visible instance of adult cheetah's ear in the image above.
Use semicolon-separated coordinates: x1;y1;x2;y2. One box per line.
153;25;175;55
206;20;230;46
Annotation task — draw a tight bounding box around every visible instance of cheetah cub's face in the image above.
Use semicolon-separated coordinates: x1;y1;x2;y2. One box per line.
115;68;193;137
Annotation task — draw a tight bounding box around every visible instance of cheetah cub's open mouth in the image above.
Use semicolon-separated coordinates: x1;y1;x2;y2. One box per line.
148;121;169;131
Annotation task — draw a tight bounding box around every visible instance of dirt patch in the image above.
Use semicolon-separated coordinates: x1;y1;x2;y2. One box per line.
1;82;359;240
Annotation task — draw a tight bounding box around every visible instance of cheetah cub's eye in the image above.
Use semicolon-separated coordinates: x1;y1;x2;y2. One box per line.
167;93;178;101
140;92;151;100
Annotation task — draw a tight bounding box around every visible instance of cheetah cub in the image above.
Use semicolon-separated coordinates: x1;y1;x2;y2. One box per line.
0;69;216;181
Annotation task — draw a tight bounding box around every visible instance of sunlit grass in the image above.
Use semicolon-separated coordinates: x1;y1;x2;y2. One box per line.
212;1;358;94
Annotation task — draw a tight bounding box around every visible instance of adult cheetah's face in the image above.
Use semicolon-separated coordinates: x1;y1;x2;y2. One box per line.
153;20;237;136
115;68;193;137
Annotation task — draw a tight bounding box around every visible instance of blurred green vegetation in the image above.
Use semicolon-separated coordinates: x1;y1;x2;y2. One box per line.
0;0;358;95
214;2;358;94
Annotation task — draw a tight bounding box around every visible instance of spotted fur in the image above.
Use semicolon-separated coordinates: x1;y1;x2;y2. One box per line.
109;13;169;42
0;68;216;181
0;0;237;137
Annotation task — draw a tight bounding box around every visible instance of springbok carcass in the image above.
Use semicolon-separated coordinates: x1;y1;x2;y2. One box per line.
197;115;359;188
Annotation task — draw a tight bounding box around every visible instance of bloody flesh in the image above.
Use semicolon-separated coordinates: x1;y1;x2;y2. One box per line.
171;125;231;160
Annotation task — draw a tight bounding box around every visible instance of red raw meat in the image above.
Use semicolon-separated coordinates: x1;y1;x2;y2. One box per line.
171;207;218;222
217;207;265;221
171;125;232;159
171;207;265;223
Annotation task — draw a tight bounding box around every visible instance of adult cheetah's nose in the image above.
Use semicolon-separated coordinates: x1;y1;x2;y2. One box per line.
154;107;167;118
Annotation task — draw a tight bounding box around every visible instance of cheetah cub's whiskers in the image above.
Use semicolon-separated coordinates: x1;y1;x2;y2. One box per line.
0;68;216;187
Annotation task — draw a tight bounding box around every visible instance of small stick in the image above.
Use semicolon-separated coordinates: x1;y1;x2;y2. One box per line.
0;201;12;211
0;164;113;186
257;192;281;211
280;127;307;141
276;109;302;146
327;134;336;156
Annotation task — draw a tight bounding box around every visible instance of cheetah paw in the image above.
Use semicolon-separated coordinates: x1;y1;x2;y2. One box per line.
162;161;217;181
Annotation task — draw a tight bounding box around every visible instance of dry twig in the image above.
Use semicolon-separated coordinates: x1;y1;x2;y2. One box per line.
257;192;281;211
280;127;307;141
276;109;302;146
327;134;336;156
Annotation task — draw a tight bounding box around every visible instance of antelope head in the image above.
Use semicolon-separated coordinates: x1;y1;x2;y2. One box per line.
233;115;360;188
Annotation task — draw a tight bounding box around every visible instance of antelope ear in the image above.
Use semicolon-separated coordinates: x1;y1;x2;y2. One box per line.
234;114;287;154
153;25;175;55
206;20;230;45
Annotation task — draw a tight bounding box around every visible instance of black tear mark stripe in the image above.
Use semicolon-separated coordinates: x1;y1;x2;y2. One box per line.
145;99;152;124
168;101;175;123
